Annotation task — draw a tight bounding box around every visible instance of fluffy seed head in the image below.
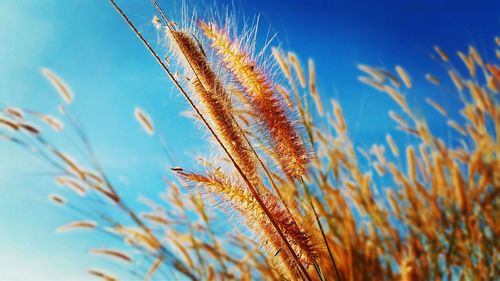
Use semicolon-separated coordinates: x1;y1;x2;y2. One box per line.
167;28;261;186
175;169;320;278
200;21;309;178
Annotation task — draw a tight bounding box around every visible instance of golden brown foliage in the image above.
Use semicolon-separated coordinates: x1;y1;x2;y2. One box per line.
1;2;498;281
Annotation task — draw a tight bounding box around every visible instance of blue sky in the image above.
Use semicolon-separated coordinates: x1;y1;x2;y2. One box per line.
0;0;498;280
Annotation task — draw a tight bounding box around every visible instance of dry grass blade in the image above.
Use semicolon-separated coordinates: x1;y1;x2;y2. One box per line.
57;220;97;232
90;248;132;263
87;269;117;281
41;68;73;104
309;59;324;116
134;107;154;135
0;117;20;130
388;110;408;128
4;107;24;118
386;134;399;157
434;46;449;62
448;70;464;91
288;52;307;88
19;123;40;135
358;76;385;91
395;66;412;88
425;98;448;116
425;74;440;85
55;176;86;196
332;99;346;134
49;193;66;205
357;64;384;82
145;255;164;281
275;84;294;110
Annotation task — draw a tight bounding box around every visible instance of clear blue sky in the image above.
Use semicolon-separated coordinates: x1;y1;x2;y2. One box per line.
0;0;498;280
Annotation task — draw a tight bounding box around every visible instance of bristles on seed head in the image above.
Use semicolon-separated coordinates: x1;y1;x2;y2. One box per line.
152;15;162;30
175;169;320;277
200;21;309;178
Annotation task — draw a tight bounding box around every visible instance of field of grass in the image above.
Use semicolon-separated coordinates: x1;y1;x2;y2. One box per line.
0;1;498;280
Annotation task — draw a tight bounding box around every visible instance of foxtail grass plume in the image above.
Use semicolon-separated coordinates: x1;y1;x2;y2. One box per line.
200;21;309;179
164;25;260;186
175;169;320;278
